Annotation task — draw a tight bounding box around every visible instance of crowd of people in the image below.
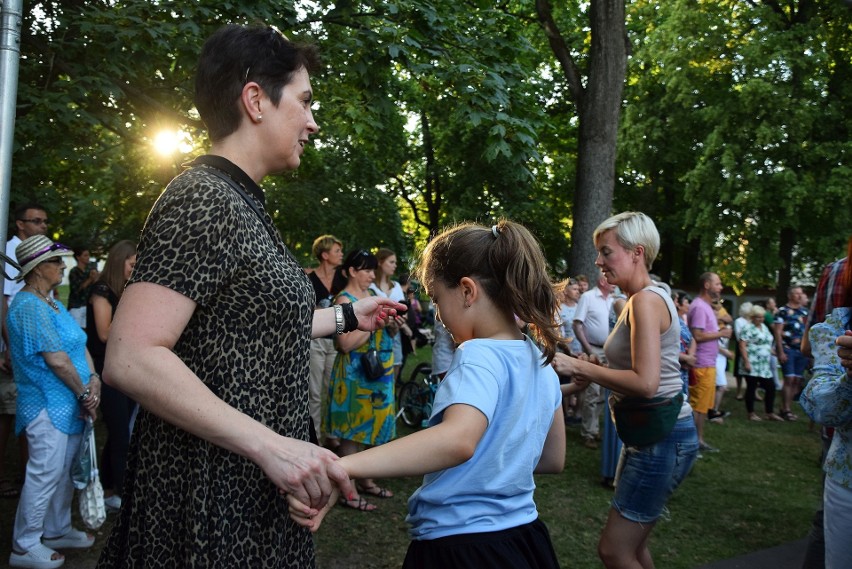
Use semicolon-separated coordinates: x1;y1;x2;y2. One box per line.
0;22;849;569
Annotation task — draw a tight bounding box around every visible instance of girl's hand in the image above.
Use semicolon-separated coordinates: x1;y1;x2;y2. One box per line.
286;486;340;532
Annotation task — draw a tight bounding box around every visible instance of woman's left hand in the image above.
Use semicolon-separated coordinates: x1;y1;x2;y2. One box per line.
88;373;102;404
353;298;407;331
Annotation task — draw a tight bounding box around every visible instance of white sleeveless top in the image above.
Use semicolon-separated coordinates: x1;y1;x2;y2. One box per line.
604;285;692;419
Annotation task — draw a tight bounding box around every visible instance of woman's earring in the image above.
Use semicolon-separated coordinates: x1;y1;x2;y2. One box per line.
256;114;263;122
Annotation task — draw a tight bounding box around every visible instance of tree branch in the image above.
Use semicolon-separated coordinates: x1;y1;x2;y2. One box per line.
534;0;584;105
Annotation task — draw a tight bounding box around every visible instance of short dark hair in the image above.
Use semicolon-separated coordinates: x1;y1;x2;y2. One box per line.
72;245;90;259
699;272;716;288
787;285;802;299
339;249;377;279
14;202;46;220
195;24;321;142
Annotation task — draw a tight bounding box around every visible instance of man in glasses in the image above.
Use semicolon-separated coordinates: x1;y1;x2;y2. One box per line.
4;204;49;304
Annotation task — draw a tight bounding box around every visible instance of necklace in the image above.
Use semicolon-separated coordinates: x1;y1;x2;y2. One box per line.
25;286;58;311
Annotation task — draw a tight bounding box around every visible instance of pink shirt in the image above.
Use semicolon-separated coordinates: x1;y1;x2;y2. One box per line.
688;296;719;368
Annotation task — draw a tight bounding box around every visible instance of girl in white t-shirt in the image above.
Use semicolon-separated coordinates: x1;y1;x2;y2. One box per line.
290;220;565;569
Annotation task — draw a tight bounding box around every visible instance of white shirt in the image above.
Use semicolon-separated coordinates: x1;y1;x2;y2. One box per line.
573;287;615;347
4;236;23;303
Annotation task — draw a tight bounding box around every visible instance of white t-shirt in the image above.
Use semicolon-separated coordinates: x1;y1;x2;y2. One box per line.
369;281;405;302
573;287;615;347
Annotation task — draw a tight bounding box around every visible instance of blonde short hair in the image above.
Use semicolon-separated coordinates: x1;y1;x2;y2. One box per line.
593;212;660;270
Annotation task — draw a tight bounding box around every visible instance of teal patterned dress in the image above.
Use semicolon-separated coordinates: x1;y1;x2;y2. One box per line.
326;291;396;445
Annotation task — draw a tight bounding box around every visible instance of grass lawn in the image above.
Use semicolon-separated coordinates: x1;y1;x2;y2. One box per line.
0;345;823;568
315;353;824;569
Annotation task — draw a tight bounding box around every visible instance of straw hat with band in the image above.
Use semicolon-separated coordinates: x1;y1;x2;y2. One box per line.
15;235;71;282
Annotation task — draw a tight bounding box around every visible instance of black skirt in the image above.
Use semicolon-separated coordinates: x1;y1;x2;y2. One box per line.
402;518;561;569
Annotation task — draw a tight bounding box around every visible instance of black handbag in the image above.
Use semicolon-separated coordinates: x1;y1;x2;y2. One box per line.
611;393;684;447
361;333;385;380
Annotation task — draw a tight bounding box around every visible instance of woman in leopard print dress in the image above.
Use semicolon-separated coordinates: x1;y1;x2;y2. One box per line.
96;25;403;568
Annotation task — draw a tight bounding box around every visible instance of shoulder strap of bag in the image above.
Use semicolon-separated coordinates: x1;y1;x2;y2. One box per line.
87;417;98;478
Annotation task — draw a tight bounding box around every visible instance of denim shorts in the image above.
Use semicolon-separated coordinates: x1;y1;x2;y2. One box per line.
781;346;809;377
612;416;698;524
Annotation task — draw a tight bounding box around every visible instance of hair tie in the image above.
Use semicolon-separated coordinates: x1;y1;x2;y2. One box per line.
491;225;500;239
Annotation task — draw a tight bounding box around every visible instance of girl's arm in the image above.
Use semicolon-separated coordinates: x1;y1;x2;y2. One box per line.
289;403;488;532
552;291;665;398
534;407;565;473
342;403;488;480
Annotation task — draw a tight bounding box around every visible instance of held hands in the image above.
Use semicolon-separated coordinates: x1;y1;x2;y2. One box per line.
287;485;343;532
256;438;353;512
353;297;407;332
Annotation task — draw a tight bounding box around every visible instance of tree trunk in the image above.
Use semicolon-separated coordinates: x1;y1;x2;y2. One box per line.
566;0;627;279
777;227;795;305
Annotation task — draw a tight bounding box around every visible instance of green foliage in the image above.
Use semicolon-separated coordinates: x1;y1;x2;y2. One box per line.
619;0;852;290
6;0;848;286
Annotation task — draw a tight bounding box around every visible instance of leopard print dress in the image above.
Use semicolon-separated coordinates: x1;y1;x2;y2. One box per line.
97;162;316;568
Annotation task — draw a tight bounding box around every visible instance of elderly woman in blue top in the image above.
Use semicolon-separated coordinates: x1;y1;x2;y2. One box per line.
7;235;101;569
800;263;852;569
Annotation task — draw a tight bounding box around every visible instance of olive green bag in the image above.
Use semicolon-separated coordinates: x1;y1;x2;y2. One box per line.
611;392;684;447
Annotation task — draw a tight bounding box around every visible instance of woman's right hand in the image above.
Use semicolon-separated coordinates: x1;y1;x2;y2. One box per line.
352;297;407;331
255;437;353;511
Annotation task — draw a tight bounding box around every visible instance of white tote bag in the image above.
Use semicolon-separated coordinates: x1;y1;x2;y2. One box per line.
78;418;106;530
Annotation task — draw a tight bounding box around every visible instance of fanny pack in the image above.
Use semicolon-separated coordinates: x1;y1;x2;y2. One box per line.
611;392;684;447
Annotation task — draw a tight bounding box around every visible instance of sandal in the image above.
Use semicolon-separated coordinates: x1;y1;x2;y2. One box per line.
9;543;64;569
338;496;376;512
780;410;798;422
357;483;394;498
766;413;784;421
748;413;762;421
42;528;94;550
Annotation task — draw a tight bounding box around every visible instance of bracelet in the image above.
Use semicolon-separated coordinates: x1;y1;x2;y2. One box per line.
341;302;359;333
77;387;91;402
333;304;345;335
89;372;101;382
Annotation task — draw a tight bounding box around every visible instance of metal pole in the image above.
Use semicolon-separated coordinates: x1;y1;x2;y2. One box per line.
0;0;23;293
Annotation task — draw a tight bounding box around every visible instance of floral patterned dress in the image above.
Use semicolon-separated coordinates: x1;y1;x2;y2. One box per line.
326;291;396;445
